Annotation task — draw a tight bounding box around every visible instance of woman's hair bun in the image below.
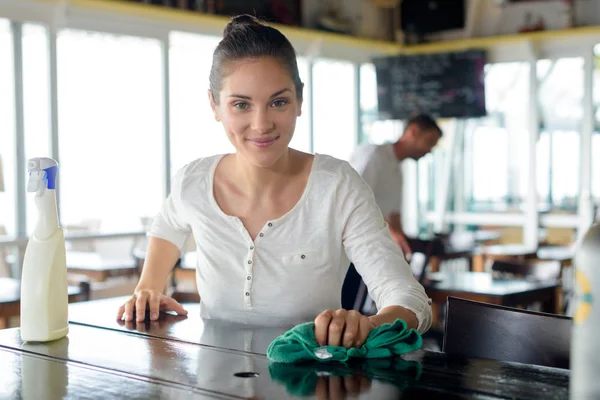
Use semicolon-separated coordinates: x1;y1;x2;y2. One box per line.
223;14;262;37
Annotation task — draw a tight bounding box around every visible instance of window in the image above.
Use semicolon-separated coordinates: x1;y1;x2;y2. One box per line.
0;19;15;235
465;62;530;209
536;132;551;206
288;57;311;152
359;63;398;145
312;59;357;160
169;32;230;173
537;58;583;209
420;119;455;215
470;125;509;203
593;135;600;203
23;23;51;234
417;152;435;218
57;29;164;232
592;44;600;204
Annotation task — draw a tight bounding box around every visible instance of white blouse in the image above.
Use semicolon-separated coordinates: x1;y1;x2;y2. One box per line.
147;154;432;333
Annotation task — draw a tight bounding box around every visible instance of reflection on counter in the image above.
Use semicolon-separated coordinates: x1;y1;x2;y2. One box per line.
269;357;422;398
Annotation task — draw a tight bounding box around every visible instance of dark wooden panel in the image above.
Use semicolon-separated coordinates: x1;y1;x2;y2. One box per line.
0;277;82;304
0;347;218;399
443;297;571;369
0;324;409;399
68;296;289;355
0;324;278;398
0;321;570;400
402;350;569;400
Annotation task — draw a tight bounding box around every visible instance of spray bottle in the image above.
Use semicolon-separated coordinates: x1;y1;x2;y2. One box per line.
20;157;68;342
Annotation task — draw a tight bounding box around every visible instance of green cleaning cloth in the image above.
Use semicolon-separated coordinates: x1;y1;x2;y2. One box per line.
268;357;422;397
266;318;422;363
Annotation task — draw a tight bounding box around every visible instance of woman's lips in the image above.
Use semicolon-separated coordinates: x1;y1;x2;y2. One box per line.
248;136;279;148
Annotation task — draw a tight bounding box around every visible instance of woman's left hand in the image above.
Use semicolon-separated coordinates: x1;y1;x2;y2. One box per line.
314;309;375;349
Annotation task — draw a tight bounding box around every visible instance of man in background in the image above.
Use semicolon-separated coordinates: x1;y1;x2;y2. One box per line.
342;113;442;310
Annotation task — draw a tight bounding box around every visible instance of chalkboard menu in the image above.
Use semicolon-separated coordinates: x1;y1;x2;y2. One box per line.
373;49;487;120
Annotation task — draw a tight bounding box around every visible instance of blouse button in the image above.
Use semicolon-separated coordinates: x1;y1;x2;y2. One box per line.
247;276;252;280
301;255;306;259
250;246;254;250
259;233;264;237
247;260;252;264
268;222;273;227
245;292;250;296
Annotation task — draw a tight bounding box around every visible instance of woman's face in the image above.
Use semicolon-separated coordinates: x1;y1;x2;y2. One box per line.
210;56;302;168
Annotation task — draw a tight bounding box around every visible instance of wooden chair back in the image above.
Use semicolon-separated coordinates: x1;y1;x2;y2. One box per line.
443;296;572;369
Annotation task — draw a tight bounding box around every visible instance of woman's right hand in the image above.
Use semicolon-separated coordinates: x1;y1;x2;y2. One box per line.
116;289;188;322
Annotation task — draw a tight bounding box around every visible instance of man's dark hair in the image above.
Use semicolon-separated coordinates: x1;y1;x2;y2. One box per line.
405;114;442;136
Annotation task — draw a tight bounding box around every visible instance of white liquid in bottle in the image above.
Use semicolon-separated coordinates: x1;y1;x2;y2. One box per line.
20;157;68;342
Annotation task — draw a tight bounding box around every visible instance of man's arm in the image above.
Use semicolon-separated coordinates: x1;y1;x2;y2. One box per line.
385;211;412;260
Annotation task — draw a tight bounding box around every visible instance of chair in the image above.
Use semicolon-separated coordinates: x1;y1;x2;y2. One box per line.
171;290;200;304
481;244;538;270
491;259;562;281
443;296;572;369
63;219;102;252
67;273;92;302
407;236;445;282
492;259;564;312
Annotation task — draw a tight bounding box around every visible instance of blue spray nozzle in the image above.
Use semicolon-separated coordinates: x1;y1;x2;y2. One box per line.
27;158;58;191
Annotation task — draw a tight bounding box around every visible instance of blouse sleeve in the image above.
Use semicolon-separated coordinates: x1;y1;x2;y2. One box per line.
338;163;432;334
146;166;192;251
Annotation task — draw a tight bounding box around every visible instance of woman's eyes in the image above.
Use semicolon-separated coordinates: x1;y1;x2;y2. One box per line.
272;99;289;108
232;99;289;110
234;102;249;110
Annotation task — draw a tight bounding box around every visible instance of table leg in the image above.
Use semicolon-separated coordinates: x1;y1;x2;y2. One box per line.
430;257;440;273
541;287;560;314
431;303;441;329
472;254;484;272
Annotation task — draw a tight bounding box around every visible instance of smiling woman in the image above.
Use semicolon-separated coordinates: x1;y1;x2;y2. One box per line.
118;15;432;349
210;56;302;168
207;15;303;169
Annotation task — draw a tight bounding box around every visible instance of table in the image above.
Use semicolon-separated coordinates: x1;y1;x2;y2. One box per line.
66;251;139;282
423;271;561;321
472;230;501;244
133;250;196;286
175;251;197;280
0;296;569;399
0;278;85;329
484;244;539;259
537;245;574;267
472;244;539;272
406;235;474;278
3;251;139;282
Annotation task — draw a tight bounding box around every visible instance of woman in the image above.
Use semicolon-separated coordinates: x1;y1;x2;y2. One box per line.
117;15;432;349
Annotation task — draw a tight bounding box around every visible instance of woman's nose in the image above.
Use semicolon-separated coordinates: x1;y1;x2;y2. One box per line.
251;109;275;133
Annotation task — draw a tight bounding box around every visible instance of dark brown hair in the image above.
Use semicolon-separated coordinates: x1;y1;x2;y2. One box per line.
406;114;443;136
209;15;303;103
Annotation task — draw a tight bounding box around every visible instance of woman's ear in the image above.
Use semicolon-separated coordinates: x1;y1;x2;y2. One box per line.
208;89;221;122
